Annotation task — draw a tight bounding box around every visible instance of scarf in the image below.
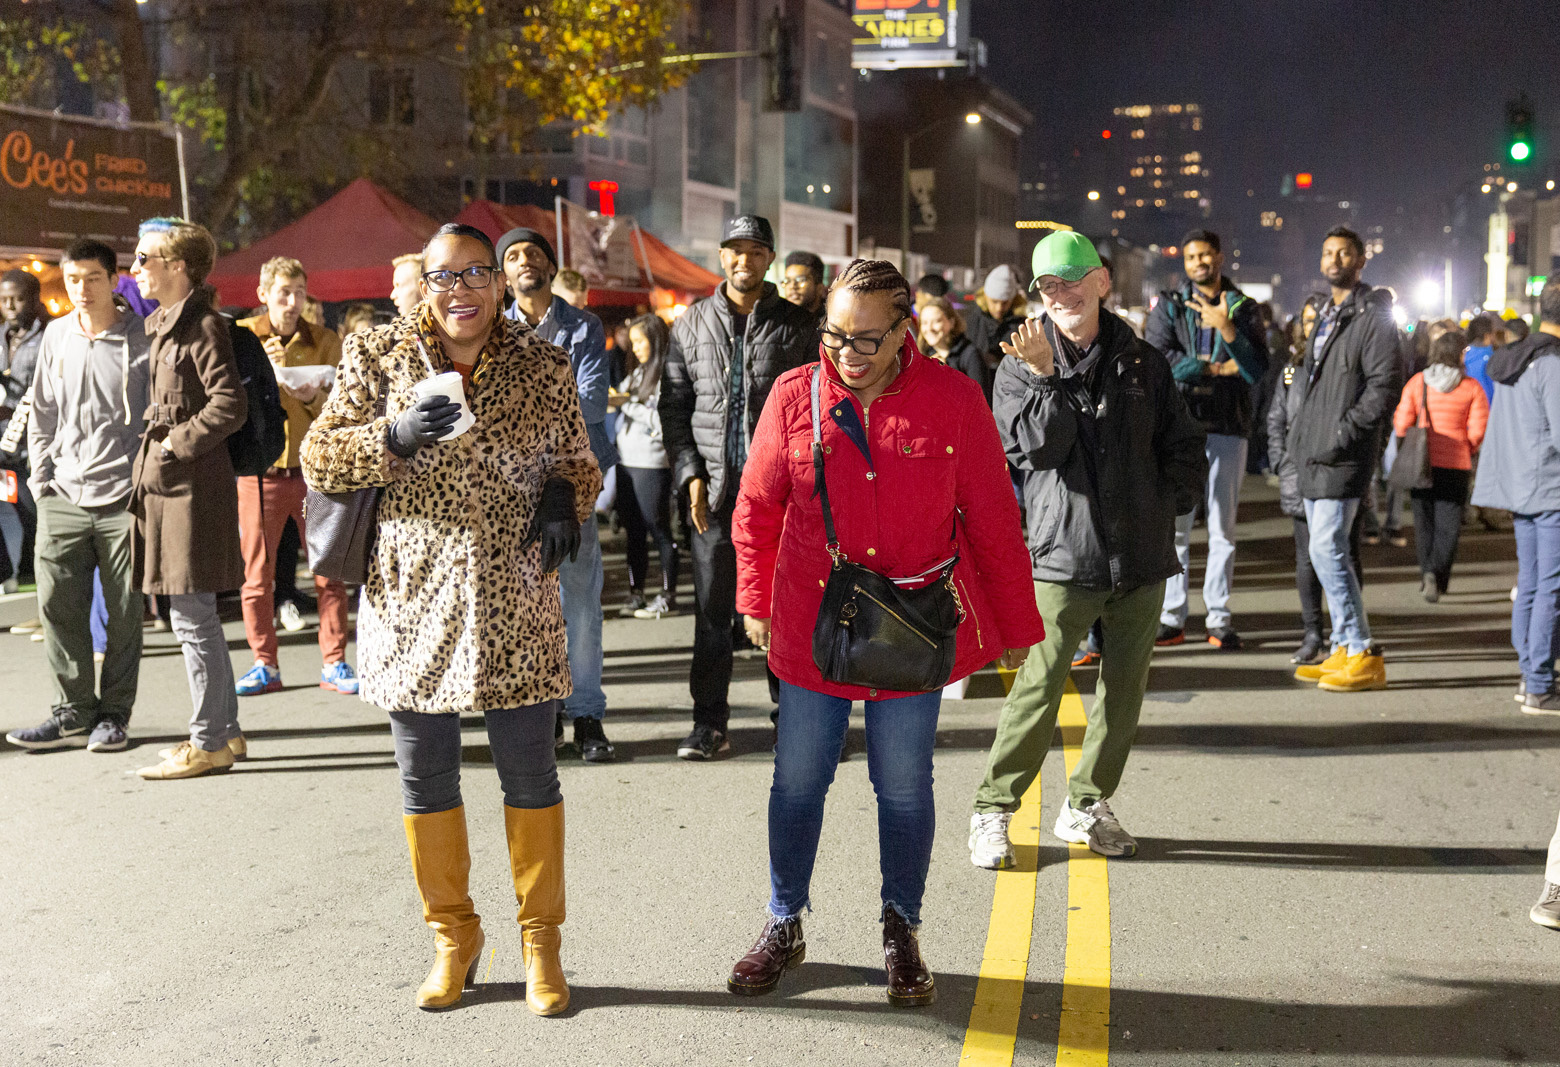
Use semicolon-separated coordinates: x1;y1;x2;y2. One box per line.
414;302;503;387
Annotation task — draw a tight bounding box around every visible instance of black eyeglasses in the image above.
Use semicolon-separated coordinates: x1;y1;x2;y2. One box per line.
421;266;498;292
133;251;171;266
820;314;909;356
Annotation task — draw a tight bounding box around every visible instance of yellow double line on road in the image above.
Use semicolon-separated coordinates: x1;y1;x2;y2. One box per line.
960;682;1111;1066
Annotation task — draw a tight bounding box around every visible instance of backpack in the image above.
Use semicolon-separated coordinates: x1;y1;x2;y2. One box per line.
224;317;287;476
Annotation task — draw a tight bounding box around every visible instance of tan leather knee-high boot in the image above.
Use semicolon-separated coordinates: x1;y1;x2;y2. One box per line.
404;806;486;1010
504;802;568;1016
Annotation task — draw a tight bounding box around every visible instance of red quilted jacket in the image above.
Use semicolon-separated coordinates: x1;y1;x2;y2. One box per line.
733;336;1045;700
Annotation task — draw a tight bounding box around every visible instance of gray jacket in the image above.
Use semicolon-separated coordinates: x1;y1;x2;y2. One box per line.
1470;331;1560;515
28;310;151;507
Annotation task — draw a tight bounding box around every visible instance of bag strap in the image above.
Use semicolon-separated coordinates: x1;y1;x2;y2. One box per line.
810;368;842;565
1419;372;1429;431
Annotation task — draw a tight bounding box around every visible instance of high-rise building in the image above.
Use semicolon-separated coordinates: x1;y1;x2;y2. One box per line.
1098;103;1212;246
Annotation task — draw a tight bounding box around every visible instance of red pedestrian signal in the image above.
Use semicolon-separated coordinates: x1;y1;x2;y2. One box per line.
1101;129;1112;139
1295;172;1313;189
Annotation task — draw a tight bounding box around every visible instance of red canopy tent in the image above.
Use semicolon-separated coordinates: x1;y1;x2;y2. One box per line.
207;179;439;306
452;199;720;307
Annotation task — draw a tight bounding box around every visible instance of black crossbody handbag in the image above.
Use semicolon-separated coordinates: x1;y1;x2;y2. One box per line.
807;369;965;693
1386;372;1433;493
304;372;388;584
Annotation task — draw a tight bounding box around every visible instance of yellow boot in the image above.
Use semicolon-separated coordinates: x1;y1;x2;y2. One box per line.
505;802;569;1016
404;806;486;1010
1318;649;1387;693
1294;645;1346;682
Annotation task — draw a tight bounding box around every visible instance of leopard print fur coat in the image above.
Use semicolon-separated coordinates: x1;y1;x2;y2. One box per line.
300;311;601;714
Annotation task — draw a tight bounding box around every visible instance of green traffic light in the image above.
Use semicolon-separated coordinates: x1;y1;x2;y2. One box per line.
1511;140;1532;161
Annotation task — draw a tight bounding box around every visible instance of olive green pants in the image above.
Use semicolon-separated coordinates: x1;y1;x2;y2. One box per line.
973;578;1164;813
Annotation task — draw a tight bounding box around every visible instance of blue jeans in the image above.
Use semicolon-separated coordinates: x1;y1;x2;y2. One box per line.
1163;432;1248;630
90;568;108;655
768;680;942;925
1304;497;1372;654
557;514;607;721
1512;511;1560;696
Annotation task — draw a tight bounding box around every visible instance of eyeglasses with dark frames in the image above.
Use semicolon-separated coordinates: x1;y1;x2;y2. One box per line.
421;266;499;293
819;313;909;356
133;251;172;266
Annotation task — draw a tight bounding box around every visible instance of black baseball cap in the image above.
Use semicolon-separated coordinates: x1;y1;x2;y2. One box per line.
721;214;775;251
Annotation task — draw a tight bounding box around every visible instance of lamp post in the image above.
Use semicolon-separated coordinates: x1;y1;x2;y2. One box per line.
901;111;982;275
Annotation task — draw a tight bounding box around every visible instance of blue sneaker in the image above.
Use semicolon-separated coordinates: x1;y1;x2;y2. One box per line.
6;708;91;750
236;663;282;696
320;661;360;695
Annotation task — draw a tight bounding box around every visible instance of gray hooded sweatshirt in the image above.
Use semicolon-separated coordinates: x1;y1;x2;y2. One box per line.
28;308;151;508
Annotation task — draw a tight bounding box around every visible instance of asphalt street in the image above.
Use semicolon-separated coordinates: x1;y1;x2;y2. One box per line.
2;479;1557;1067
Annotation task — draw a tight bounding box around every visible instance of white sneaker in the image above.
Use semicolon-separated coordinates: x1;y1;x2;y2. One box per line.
968;811;1015;869
1053;797;1138;857
278;601;305;632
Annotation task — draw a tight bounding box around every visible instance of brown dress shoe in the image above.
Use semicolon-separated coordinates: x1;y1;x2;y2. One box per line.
882;906;935;1006
727;915;804;996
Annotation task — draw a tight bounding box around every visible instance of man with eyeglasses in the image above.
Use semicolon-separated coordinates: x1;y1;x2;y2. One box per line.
497;226;618;763
780;250;826;324
968;230;1205;868
1145;229;1269;651
659;215;816;760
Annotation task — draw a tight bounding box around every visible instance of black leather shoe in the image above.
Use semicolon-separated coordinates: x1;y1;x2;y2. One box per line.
573;716;615;762
882;906;935;1006
728;915;804;996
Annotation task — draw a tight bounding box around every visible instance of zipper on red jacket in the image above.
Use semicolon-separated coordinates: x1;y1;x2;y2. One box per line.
955;575;981;646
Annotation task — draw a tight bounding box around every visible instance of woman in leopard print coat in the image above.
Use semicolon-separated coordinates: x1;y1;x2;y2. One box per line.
301;225;600;1016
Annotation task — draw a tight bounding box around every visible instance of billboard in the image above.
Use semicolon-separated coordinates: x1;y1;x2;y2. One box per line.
852;0;963;70
0;104;185;257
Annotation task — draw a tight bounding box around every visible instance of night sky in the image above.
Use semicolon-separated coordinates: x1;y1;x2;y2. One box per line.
972;0;1559;224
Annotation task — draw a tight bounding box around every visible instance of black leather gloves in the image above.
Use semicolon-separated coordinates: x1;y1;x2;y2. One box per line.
523;478;580;573
387;395;462;458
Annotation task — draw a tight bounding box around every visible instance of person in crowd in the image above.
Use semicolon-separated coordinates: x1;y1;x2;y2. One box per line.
1463;313;1506;403
659;214;815;761
127;218;250;780
1470;280;1560;715
610;312;678;620
728;258;1042;1004
498;226;617;762
1288;227;1402;693
1506;315;1530;344
554;268;589;311
1146;229;1269;650
1270;297;1364;665
340;302;377;337
969;231;1206;868
1248;300;1286;474
779;250;826;323
4;240;149;753
1;268;46;594
391;252;424;318
233;257;355;697
917;295;991;402
1392;328;1488;602
964;264;1027;369
301;222;600;1015
1535;811;1560;930
913;273;949;315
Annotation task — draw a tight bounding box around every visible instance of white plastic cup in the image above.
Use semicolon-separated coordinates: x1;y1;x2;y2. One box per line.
411;371;477;439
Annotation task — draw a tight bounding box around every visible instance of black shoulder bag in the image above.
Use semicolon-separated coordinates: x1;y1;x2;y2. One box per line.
304;372;387;584
1386;372;1433;493
808;368;964;693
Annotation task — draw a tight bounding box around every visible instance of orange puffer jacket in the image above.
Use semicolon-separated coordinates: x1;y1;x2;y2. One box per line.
1392;369;1489;471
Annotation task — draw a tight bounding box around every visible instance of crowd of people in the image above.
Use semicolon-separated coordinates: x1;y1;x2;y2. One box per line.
3;205;1559;1017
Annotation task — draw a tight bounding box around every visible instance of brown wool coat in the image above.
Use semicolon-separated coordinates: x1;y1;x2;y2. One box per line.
299;312;602;714
131;285;247;595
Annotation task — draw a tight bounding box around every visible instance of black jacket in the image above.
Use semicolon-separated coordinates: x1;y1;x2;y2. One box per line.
1286;284;1402;500
659;282;816;511
994;309;1207;593
1266;360;1305;519
940;333;994;405
1145;276;1269;437
966;305;1024;369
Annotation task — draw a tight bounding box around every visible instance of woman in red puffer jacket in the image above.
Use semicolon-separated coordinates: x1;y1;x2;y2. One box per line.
726;259;1043;1008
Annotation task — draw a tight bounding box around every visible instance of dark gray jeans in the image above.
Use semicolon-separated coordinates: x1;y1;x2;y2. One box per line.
389;702;561;815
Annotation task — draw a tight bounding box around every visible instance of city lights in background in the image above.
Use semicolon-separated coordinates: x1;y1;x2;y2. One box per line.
1391;305;1409;327
1087;190;1100;201
965;112;981;125
1508;181;1518;192
1414;278;1442;311
1101;129;1112;139
1295;172;1313;189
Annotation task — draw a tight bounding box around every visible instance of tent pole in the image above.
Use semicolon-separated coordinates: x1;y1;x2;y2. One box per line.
554;195;566;273
631;218;658;293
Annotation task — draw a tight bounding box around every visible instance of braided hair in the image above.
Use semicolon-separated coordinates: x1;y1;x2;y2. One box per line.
827;259;913;319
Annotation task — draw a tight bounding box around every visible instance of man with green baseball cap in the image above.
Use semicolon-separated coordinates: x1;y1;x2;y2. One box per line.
967;229;1206;869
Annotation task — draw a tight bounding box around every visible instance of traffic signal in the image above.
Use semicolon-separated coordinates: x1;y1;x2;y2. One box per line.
763;7;803;113
1507;94;1534;163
